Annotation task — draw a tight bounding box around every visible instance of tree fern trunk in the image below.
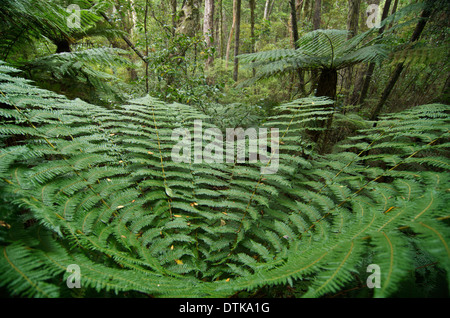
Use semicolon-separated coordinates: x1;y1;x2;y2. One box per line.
316;68;337;100
314;68;337;149
55;39;71;53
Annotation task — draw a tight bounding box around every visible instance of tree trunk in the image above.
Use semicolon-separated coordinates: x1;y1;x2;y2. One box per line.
290;0;300;47
170;0;177;35
312;0;321;30
388;0;399;29
310;0;322;92
370;2;432;121
249;0;256;77
55;39;71;53
144;0;149;93
290;0;305;95
370;63;403;121
233;0;241;82
343;0;361;105
97;2;146;84
347;0;360;38
436;73;450;104
303;0;312;21
316;68;338;101
357;0;392;106
315;68;338;151
264;0;273;20
97;9;146;63
349;64;366;105
176;0;201;37
296;0;304;20
249;0;256;53
203;0;215;70
129;0;138;37
225;0;236;68
218;0;224;58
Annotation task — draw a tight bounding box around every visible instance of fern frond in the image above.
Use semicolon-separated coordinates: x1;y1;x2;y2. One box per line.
0;62;449;298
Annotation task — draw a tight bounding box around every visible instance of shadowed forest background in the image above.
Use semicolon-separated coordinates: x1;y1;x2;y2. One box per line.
0;0;449;298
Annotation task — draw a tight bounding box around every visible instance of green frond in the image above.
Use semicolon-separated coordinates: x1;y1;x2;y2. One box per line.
0;63;449;298
369;231;415;297
239;28;388;84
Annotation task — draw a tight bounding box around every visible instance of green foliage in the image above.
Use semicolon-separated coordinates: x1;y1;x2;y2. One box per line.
0;62;449;298
142;32;215;105
239;28;388;85
0;0;134;107
0;0;108;60
19;48;134;107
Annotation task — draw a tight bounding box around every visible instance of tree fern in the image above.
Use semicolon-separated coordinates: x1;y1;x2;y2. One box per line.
239;28;388;93
0;61;449;297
